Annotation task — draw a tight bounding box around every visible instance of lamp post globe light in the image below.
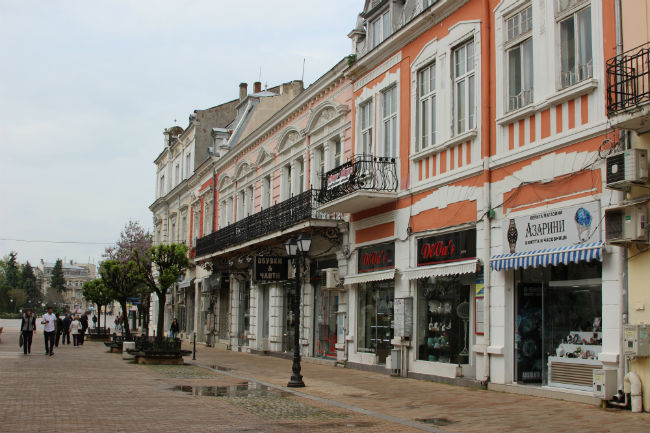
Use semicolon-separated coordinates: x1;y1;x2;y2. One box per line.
283;232;311;388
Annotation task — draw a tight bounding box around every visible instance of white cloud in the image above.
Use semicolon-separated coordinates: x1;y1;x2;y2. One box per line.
0;0;358;265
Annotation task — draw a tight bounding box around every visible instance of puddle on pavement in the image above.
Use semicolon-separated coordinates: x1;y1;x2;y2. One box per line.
210;365;233;372
416;417;455;426
170;382;290;398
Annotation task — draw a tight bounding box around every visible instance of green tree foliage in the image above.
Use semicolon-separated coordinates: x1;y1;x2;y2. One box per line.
104;220;153;332
50;259;66;294
7;288;27;312
99;259;141;336
82;278;113;330
134;243;189;338
0;252;21;312
21;261;41;308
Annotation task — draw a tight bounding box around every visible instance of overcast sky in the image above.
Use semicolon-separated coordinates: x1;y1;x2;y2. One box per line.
0;0;355;267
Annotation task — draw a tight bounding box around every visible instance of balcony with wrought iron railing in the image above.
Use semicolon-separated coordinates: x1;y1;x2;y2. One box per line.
195;189;340;259
317;154;398;214
606;42;650;132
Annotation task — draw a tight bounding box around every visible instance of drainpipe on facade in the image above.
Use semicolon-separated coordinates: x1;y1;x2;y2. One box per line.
614;0;628;391
481;0;493;385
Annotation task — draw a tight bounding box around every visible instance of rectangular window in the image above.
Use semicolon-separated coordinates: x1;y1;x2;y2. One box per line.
318;147;325;177
175;164;180;185
227;197;234;225
247;186;254;215
382;86;397;157
360;100;374;155
371;9;391;49
185;153;191;178
334;140;342;167
237;191;245;221
418;63;436;150
159;175;165;197
453;40;476;134
180;214;187;243
220;200;227;227
297;158;304;193
262;176;271;209
506;6;534;111
560;6;592;88
283;165;292;199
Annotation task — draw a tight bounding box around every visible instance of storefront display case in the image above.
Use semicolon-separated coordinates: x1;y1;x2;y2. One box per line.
548;330;602;390
417;276;470;364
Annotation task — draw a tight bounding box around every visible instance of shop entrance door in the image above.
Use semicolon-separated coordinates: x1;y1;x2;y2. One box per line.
218;279;230;341
282;282;296;353
314;285;338;358
515;282;543;384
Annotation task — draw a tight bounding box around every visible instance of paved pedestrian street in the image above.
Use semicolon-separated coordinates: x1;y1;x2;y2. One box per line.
1;329;648;433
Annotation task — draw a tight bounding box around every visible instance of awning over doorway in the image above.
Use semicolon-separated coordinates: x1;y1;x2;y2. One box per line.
343;269;395;285
490;242;603;271
403;258;479;281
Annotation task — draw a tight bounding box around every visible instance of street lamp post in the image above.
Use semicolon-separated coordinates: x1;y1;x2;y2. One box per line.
284;232;311;388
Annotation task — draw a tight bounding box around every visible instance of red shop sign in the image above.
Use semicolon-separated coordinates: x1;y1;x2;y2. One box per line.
416;229;476;267
357;242;395;273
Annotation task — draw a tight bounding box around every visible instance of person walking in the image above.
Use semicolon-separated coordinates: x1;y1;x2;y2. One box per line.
70;316;82;347
20;309;36;355
79;313;89;345
54;313;63;348
41;306;56;356
170;318;179;339
62;313;71;345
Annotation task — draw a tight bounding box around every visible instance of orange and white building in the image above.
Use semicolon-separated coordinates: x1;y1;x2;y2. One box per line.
150;0;649;407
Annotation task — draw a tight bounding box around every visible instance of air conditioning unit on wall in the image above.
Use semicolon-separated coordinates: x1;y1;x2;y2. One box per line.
322;268;340;289
606;149;649;189
605;204;648;244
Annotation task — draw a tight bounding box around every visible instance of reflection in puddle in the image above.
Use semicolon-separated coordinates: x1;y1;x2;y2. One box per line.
170;382;289;398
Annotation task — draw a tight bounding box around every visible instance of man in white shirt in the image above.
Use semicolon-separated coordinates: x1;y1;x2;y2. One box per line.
41;306;56;356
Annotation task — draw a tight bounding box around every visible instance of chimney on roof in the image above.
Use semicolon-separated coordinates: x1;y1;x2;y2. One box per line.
253;81;262;93
239;83;248;102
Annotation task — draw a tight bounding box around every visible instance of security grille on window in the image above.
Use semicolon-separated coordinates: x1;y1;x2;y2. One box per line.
418;63;436;150
371;9;391;49
382;86;397;158
453;40;476;134
559;5;592;88
360;100;374;155
506;6;534;111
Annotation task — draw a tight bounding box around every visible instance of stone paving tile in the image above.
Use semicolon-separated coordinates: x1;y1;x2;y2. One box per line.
185;342;650;433
0;330;417;433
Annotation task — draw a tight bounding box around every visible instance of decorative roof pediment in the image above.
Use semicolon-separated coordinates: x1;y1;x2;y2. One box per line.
305;102;349;135
235;160;256;180
255;147;273;166
217;175;232;190
276;127;304;153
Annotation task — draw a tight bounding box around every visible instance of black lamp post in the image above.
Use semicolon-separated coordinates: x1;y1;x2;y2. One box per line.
284;232;311;388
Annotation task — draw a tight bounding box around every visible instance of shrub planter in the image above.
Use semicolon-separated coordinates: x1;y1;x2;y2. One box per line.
125;336;191;365
104;334;135;353
88;328;112;342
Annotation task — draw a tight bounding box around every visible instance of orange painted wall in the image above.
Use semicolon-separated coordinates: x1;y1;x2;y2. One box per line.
502;169;602;213
355;222;395;244
410;200;478;233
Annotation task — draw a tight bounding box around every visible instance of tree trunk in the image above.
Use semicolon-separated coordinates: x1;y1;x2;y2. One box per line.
119;299;130;337
156;290;166;338
97;305;102;330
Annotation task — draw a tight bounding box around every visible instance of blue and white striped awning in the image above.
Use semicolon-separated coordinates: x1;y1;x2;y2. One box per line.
490;242;603;271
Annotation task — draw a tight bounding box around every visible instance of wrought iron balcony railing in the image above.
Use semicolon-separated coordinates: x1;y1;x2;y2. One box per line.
317;154;398;205
195;189;338;258
607;42;650;116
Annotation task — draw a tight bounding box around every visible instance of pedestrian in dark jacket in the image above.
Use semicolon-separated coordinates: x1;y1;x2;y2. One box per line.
20;309;36;355
54;313;63;347
79;313;89;345
170;318;179;338
62;313;72;345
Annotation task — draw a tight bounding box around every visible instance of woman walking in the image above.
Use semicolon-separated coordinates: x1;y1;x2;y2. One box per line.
170;318;179;338
20;309;36;355
70;315;82;347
